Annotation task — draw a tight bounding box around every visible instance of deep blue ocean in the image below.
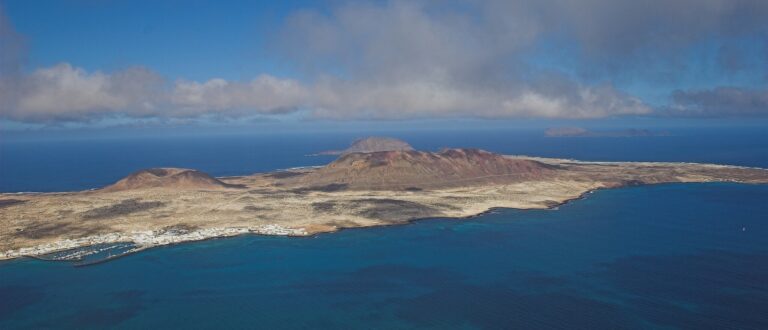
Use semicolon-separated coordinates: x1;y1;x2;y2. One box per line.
1;127;767;329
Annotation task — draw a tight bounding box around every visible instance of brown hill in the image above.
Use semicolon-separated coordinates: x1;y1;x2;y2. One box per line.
101;168;236;192
315;137;414;155
288;148;558;190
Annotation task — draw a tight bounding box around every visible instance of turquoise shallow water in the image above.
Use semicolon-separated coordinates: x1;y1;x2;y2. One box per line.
1;183;767;329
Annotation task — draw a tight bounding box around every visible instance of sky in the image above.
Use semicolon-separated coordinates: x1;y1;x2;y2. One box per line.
1;0;767;133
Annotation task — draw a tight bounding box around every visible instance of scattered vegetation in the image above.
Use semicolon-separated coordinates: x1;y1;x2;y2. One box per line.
312;201;337;212
81;199;165;220
243;205;269;212
353;198;441;222
0;199;25;208
292;183;349;194
265;171;305;179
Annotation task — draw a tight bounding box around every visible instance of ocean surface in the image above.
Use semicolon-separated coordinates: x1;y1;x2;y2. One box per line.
1;127;767;329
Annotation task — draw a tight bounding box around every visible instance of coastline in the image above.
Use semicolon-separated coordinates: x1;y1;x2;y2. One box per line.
0;196;563;262
0;225;308;261
3;155;768;264
0;183;678;263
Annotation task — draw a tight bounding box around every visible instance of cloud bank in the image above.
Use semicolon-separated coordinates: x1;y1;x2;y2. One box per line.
3;63;651;122
668;87;768;117
2;0;767;123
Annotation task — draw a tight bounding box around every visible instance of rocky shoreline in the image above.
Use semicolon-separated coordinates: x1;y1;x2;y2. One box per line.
0;184;718;263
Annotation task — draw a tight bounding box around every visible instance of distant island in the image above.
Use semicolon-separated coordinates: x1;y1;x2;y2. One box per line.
545;127;670;137
1;137;767;262
312;136;414;155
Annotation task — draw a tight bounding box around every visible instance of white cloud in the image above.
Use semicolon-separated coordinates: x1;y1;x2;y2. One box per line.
307;77;650;119
667;87;768;116
170;75;308;115
3;63;163;121
5;0;765;123
0;62;651;122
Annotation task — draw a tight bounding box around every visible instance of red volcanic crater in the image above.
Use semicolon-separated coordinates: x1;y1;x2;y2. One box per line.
291;148;558;190
102;168;237;192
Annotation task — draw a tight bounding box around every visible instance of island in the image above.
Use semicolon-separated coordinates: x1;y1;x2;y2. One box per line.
545;127;669;137
311;136;414;155
2;143;767;262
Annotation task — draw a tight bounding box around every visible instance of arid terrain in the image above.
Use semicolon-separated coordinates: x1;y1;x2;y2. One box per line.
2;147;767;260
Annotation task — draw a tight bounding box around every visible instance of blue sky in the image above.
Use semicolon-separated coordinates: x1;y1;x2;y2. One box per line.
4;0;317;80
1;0;767;132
